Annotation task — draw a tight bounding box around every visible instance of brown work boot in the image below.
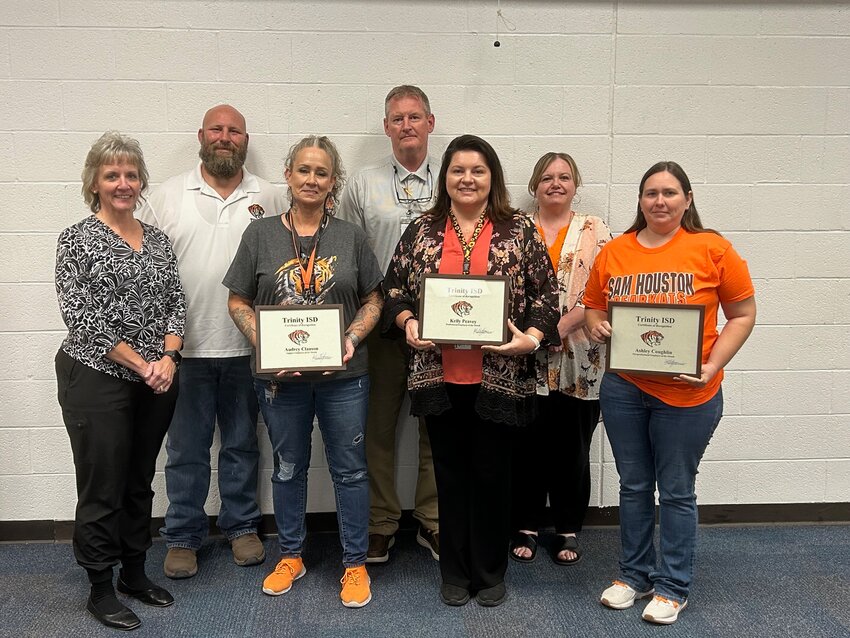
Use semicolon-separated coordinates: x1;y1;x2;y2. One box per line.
365;533;394;564
231;533;266;566
416;526;440;561
163;547;198;579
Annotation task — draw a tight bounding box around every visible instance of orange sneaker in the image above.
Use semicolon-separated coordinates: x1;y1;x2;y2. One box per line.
339;565;372;608
262;557;305;596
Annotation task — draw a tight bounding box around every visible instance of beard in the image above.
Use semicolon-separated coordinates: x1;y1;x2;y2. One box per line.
199;139;248;178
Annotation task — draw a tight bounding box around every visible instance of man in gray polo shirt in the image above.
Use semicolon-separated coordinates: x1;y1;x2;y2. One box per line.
338;85;440;564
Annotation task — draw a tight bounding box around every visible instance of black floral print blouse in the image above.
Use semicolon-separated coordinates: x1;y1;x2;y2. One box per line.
55;215;186;382
383;213;559;426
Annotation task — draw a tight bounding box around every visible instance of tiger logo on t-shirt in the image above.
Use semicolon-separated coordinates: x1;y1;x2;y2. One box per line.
274;256;337;304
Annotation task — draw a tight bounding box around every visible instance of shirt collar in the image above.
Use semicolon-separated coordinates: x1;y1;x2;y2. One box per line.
188;162;261;195
390;154;430;182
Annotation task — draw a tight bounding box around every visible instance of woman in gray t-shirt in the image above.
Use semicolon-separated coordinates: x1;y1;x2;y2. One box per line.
224;136;383;608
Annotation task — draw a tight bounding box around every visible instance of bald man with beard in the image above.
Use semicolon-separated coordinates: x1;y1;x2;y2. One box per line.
138;105;286;579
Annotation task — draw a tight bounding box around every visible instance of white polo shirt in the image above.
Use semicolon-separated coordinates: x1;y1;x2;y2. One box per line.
138;163;286;358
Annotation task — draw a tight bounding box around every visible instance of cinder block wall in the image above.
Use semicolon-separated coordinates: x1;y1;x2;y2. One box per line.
1;1;848;522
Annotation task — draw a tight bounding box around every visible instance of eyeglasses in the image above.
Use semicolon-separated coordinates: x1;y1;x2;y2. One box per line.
393;165;433;206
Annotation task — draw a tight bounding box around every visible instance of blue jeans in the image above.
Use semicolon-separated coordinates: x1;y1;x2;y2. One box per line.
257;374;369;567
161;357;261;549
600;373;723;603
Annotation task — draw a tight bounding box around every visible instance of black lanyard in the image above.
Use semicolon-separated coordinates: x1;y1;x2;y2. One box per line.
449;210;488;275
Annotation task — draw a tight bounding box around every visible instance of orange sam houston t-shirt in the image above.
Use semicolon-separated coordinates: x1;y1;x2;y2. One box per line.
583;227;754;407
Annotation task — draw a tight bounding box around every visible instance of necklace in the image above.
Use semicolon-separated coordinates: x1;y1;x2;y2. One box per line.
449;209;488;275
535;209;573;249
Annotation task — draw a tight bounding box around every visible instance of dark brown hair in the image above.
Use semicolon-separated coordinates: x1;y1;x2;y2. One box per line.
428;134;518;223
626;161;719;235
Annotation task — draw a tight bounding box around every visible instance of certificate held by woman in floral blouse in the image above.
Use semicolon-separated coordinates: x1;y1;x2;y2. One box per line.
418;274;509;346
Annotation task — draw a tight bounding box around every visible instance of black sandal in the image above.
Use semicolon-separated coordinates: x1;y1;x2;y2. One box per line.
509;532;538;563
552;535;581;566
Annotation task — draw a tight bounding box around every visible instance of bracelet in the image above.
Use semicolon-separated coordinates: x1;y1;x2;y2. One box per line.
525;333;541;352
345;332;361;348
402;315;417;330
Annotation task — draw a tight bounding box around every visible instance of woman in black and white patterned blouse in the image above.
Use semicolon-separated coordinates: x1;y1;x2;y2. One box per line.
54;131;186;632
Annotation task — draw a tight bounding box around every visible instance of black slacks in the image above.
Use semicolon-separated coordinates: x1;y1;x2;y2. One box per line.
510;391;600;533
425;383;511;591
55;350;177;576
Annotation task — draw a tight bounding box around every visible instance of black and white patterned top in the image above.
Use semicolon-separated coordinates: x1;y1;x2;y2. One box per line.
55;215;186;382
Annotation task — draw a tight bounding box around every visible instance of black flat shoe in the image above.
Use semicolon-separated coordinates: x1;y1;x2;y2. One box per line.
440;583;471;606
475;582;507;607
509;531;538;563
86;596;141;631
117;577;175;607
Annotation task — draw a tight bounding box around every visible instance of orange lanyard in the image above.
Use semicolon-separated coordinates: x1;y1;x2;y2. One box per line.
296;243;318;300
287;210;324;303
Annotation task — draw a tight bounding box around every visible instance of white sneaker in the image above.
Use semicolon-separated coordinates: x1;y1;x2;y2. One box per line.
642;595;688;624
600;580;655;609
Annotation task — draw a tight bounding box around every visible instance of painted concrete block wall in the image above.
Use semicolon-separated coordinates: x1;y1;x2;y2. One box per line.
0;1;848;522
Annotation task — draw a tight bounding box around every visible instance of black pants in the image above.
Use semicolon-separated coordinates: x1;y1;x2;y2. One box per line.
510;392;600;533
425;384;511;592
55;350;177;577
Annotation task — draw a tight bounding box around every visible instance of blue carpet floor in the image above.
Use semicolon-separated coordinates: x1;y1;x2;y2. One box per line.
1;524;848;637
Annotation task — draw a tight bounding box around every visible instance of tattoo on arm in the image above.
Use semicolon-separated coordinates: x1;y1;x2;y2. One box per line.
232;307;256;345
346;289;384;340
228;292;257;347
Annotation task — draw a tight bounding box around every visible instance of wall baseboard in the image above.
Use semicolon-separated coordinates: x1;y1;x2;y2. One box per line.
2;503;848;543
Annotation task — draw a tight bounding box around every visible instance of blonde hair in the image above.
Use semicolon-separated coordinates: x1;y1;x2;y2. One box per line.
284;135;346;208
527;152;582;197
81;131;148;213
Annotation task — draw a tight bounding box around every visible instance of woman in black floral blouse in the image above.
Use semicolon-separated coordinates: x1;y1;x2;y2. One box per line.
54;131;186;631
383;134;559;607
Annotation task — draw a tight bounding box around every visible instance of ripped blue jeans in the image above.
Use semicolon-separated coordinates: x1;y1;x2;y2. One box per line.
256;375;370;567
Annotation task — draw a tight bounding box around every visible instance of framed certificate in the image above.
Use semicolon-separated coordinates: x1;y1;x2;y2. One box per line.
418;274;509;345
606;302;705;377
255;304;346;373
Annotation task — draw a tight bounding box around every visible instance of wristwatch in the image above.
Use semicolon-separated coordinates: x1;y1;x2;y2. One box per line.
163;349;182;367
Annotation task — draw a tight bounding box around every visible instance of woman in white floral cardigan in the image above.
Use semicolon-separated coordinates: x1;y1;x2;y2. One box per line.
509;152;612;566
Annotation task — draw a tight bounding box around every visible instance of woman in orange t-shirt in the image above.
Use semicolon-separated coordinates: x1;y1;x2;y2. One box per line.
585;162;756;625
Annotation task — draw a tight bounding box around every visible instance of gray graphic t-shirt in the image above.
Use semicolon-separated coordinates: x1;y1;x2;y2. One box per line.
223;214;383;381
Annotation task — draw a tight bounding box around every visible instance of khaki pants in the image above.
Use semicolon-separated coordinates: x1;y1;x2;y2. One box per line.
365;330;439;534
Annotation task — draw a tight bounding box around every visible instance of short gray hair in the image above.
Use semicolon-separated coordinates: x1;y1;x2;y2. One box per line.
81;131;149;213
384;85;431;117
